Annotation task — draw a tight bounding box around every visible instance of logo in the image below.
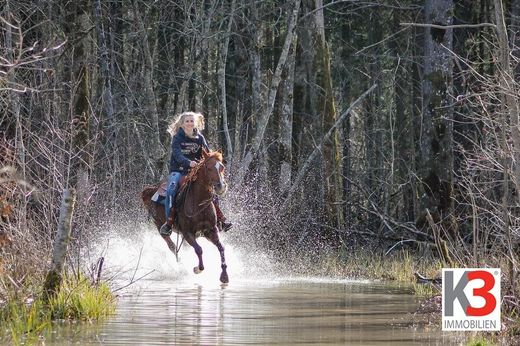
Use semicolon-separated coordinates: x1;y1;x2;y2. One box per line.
442;268;500;331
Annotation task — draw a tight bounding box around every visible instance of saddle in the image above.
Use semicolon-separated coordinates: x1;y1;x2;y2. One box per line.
151;176;188;202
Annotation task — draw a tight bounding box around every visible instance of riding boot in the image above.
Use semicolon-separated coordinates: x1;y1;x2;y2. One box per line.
214;201;232;232
160;207;175;236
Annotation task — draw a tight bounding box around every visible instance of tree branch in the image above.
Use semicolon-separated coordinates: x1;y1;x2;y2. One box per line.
281;83;378;207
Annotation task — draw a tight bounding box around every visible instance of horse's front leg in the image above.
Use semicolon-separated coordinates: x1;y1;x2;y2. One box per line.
207;225;228;284
155;212;177;256
183;232;204;274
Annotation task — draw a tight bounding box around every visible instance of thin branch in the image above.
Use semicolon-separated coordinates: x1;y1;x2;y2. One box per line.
400;22;496;29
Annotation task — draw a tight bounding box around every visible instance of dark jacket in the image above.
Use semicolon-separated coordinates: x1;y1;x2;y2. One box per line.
169;128;209;175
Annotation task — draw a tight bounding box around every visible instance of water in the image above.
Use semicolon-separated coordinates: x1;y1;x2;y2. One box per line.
43;229;461;345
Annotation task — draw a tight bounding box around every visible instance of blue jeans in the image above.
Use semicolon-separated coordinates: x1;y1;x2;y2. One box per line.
164;172;181;221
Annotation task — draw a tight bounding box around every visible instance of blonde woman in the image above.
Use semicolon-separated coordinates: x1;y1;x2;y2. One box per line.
160;111;232;235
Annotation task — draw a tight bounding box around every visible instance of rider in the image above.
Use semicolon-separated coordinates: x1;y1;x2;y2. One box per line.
160;111;232;236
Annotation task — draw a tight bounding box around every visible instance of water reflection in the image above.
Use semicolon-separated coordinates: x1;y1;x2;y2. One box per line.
45;278;460;345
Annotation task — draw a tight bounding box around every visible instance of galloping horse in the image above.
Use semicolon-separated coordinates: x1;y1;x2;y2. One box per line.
141;150;229;283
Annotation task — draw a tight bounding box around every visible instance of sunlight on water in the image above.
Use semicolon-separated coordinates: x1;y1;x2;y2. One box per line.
87;222;284;290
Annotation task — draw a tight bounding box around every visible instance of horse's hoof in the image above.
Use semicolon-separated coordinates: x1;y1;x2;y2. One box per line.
220;272;229;284
193;266;203;274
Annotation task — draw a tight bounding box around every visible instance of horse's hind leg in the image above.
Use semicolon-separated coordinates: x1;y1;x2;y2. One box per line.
207;226;228;284
161;235;177;256
183;232;204;274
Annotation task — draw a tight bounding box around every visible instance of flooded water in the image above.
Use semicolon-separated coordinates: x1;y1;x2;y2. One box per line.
43;231;461;345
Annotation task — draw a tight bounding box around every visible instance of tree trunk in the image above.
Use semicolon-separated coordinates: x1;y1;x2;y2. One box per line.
44;0;91;299
418;0;456;238
364;9;384;233
493;0;518;294
132;0;165;175
94;0;118;201
43;188;76;300
235;0;301;186
218;0;237;161
313;0;344;227
250;1;263;128
279;34;297;192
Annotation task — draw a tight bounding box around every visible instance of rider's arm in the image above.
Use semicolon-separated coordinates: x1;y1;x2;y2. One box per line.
171;135;191;169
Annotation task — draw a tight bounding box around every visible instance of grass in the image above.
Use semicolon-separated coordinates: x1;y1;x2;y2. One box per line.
3;299;50;345
465;335;497;346
0;274;116;345
49;276;115;321
318;248;443;297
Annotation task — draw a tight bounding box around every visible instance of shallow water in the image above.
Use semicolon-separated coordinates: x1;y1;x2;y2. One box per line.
43;232;461;345
44;278;463;345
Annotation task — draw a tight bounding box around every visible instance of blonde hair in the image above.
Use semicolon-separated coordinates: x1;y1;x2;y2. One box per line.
167;111;205;137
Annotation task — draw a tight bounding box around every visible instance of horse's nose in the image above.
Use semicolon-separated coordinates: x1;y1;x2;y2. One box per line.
214;182;227;195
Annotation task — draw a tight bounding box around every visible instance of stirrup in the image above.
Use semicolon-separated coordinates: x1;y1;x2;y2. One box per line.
160;222;172;236
219;221;232;232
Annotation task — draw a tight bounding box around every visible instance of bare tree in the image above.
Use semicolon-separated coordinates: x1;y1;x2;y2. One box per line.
234;0;301;185
43;0;92;299
218;0;237;161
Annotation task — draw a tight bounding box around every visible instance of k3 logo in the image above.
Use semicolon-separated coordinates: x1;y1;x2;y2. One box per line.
442;268;501;331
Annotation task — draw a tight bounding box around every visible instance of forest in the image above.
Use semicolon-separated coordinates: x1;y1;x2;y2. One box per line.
1;0;519;342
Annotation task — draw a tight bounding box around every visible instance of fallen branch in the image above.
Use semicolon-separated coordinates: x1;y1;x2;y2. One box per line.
400;22;496;29
356;202;434;241
113;270;155;293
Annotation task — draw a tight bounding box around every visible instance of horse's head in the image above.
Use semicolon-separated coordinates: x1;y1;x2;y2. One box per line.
200;149;227;195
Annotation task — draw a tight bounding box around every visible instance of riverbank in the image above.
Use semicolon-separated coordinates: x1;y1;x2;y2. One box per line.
0;274;116;345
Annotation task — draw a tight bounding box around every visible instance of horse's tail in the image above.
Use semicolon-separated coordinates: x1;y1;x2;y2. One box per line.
140;184;161;223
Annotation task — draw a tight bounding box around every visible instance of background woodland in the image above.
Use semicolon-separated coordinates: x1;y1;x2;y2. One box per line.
1;0;519;303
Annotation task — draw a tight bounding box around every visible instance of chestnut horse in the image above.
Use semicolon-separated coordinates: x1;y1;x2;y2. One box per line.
141;150;229;283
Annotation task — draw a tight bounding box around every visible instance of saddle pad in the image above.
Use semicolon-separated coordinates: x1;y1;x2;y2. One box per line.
151;192;165;205
156;179;168;197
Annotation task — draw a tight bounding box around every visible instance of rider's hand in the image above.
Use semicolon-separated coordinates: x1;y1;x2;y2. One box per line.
189;161;197;168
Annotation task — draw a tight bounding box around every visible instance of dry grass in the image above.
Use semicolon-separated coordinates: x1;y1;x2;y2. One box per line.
316;248;443;297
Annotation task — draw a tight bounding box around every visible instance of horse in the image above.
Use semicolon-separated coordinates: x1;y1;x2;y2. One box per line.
140;149;229;283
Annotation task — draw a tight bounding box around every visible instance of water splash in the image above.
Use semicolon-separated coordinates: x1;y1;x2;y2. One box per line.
81;181;343;293
83;217;285;292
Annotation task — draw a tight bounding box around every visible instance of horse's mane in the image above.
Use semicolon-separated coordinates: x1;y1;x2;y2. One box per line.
184;150;223;184
175;150;223;212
